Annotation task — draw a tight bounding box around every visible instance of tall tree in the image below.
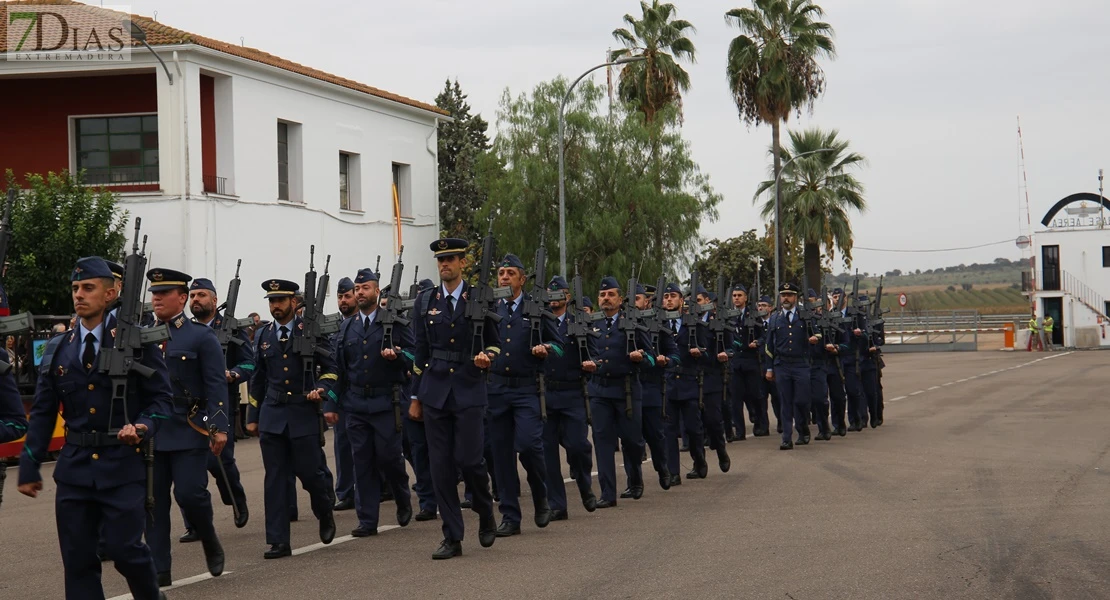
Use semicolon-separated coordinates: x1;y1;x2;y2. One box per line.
481;78;720;294
435;79;491;239
725;0;835;285
754;127;866;293
2;170;128;315
611;0;697;124
694;230;774;296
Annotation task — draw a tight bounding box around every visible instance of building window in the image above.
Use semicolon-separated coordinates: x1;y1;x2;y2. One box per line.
75;115;158;185
339;152;361;212
392;162;411;219
1102;246;1110;268
277;120;303;202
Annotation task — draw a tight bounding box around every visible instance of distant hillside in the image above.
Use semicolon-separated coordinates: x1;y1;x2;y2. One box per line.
825;257;1024;290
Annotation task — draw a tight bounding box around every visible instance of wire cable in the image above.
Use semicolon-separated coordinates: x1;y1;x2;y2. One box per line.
853;239;1012;253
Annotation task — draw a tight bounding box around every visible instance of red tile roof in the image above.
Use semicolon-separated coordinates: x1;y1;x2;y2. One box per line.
0;0;447;116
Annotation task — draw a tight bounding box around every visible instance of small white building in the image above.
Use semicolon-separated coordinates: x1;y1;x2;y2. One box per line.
0;1;444;316
1027;192;1110;348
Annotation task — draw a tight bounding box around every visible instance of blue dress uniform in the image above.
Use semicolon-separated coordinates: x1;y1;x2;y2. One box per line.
758;295;784;433
0;364;26;444
404;278;437;520
664;285;707;481
247;279;338;557
763;283;812;449
185;278;253;532
805;290;832;441
144;268;229;583
18;257;173;600
587;277;654;506
698;298;733;473
624;283;677;495
825;289;850;436
324;268;414;535
540;276;597;518
411;238;499;557
487;253;556;534
730;288;767;438
329;276;356;508
856;295;882;428
837;302;868;431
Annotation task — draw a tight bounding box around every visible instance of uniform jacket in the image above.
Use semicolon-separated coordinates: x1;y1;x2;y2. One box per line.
157;313;229;451
412;281;501;411
208;312;256;407
586;311;654;401
666;313;705;402
325;310;415;415
700;311;735;395
763;308;812;369
247;317;339;438
640;315;680;408
0;368;27;444
729;307;765;371
18;325;173;489
488;292;564;397
544;311;596;410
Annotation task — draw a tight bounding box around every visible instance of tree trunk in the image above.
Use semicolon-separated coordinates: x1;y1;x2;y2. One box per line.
804;241;821;294
771;118;783;294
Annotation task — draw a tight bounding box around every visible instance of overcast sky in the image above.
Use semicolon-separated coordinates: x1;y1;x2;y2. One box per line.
128;0;1110;274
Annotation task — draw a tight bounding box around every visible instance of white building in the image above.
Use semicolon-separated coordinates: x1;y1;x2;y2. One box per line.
1027;192;1110;348
0;1;444;316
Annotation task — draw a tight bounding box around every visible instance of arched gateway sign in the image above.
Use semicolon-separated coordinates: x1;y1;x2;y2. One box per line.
1040;192;1110;229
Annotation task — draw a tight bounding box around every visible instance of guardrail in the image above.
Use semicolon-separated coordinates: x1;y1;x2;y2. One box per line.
883;310;984;353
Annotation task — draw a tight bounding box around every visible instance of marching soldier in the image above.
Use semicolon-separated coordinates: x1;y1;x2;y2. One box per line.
246;279;338;559
323;268;414;537
825;288;850;436
19;257;173;600
729;285;764;439
757;294;783;434
694;286;732;473
837;291;868;432
404;278;439;522
409;237;498;560
331;276;358;511
0;350;26;446
662;282;705;484
144;268;228;587
804;288;833;441
487;254;555;536
181;277;253;538
623;283;675;497
584;276;654;506
763;283;812;450
541;276;598;519
857;294;882;429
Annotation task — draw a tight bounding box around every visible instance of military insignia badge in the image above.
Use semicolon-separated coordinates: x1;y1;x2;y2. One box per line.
173;316;184;328
438;240;448;250
428;308;441;316
297;322;304;330
110;328;117;338
462;292;468;301
73;267;83;274
56;365;66;376
67;332;74;343
260;342;270;351
436;292;441;300
269;280;280;291
152;271;164;282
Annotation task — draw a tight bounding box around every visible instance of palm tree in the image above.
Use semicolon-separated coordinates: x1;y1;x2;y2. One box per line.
611;1;697;124
754;127;866;293
725;0;835;285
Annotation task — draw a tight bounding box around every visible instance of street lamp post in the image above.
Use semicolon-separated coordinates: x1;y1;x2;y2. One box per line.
558;56;646;278
124;19;173;84
773;147;837;296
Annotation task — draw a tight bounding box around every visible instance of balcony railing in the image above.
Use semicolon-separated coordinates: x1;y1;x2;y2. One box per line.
203;175;228;195
82;167;158;187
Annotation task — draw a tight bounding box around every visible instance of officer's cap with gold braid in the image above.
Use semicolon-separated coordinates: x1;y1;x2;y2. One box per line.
72;257;113;282
104;259;124;280
778;282;800;295
261;279;299;299
146;268;192;293
429;237;468;258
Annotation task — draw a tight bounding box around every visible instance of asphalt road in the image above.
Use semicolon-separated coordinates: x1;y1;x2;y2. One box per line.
2;349;1107;600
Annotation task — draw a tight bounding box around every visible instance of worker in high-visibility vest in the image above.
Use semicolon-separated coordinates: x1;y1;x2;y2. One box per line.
1043;315;1055;351
1027;313;1042;351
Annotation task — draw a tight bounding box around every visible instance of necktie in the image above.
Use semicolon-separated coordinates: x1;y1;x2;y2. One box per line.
788;311;794;324
670;319;678;334
363;315;371;331
447;295;455;317
82;332;96;371
279;326;290;344
606;317;614;331
507;300;515;318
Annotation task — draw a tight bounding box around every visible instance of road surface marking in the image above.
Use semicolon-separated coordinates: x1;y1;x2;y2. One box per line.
108;572;232;600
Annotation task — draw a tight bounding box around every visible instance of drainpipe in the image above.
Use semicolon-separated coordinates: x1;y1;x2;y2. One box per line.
425;116;440;237
174;51;190;271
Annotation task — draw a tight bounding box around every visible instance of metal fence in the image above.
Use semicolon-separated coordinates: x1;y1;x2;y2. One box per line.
882;309;1012;352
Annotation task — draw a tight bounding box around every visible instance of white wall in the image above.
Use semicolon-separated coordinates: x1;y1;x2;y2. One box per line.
1034;228;1110;347
116;49;441;318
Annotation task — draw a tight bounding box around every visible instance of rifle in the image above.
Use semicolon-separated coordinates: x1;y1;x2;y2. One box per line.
710;276;740;411
465;216;510;357
381;246;411;432
641;261;679;419
97;219;168;514
0;189;33;374
407;266;420;303
214;260;251;352
291;246;333;447
846;272;864;379
816;284;850;383
616;264;648;418
521;226;554;421
374;255;381;278
681;267;705;410
567;263;601;425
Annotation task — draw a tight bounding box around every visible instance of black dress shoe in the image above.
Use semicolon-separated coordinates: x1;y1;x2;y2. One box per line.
334;497;355;511
534;498;552;528
234;504;250;529
658;469;672;490
726;432;738;443
875;418;884;426
780;441;794;450
397;499;413;527
158;593;168;600
620;487;634;499
319;511;336;544
816;431;832;441
581;491;598;513
495;520;521;537
686;459;708;479
179;529;199;544
668;474;682;487
550;509;569;521
478;513;497;548
414;508;438;522
157;572;172;588
717;447;731;473
201;536;225;577
754;428;769;437
595;498;617;509
264;543;291;559
459;498;473;509
432;539;462;560
351;525;378;537
836;427;847;437
798;436;810;445
679;443;690;452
